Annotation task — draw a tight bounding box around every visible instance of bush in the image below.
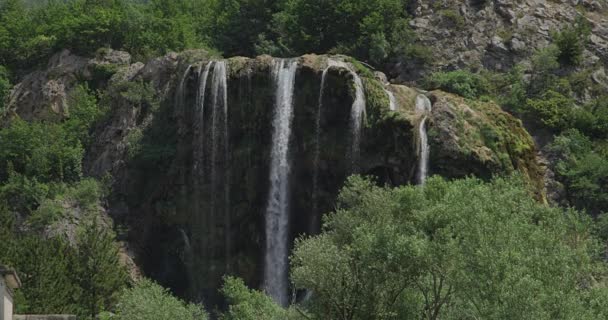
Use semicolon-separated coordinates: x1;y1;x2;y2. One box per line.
64;84;104;146
424;70;489;99
549;130;608;215
525;90;575;131
0;119;84;182
221;277;288;320
113;279;207;320
553;19;590;67
0;65;10;111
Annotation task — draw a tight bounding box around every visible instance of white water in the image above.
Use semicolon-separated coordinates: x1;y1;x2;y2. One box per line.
316;59;366;171
176;65;192;110
264;59;298;306
194;62;213;172
415;94;432;185
349;68;366;172
311;59;346;231
311;63;330;233
385;88;397;111
208;61;231;264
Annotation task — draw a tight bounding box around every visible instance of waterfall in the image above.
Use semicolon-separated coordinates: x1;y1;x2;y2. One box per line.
194;62;213;173
349;69;366;172
175;65;192;113
415;94;432;185
311;60;339;232
312;58;368;231
208;61;231;265
314;59;365;169
264;59;298;306
385;88;397;111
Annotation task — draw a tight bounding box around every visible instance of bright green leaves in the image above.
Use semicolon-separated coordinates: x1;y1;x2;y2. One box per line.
111;278;208;320
291;175;608;320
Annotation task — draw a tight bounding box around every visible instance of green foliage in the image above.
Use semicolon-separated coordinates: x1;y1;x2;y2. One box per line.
0;170;49;213
291;175;607;319
0;0;213;67
273;0;411;63
438;9;464;27
0;118;84;182
0;65;10;111
113;278;208;320
0;178;128;318
74;216;129;318
549;130;608;215
221;276;288;320
424;70;489;99
211;0;280;57
552;20;590;67
10;235;81;315
65;84;105;146
525;90;576;131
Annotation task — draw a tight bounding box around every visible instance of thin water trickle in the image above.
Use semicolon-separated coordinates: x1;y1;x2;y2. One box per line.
415;94;432;185
194;62;213;173
385;88;397;111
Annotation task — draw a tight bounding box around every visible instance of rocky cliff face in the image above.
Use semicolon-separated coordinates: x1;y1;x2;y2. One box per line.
2;49;542;304
399;0;608;81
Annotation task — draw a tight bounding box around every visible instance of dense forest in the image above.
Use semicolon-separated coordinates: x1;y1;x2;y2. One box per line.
0;0;607;319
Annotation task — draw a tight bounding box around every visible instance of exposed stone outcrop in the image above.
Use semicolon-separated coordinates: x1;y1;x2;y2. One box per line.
2;49;132;123
399;0;608;81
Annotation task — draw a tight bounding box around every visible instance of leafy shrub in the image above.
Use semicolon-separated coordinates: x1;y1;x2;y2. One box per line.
549;130;608;215
0;119;84;182
65;84;104;146
525;90;575;131
0;65;10;111
552;19;590;67
113;278;207;320
424;70;489;99
221;277;288;320
0;169;49;213
439;9;465;27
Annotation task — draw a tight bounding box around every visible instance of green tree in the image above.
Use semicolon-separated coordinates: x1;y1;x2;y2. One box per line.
112;278;208;320
549;130;608;215
221;276;289;320
11;235;81;314
0;65;10;111
553;19;590;67
291;175;607;319
0;119;84;182
74;216;128;318
273;0;409;63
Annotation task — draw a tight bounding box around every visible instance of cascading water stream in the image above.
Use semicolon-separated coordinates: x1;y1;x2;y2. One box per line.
194;62;213;173
415;94;432;185
264;59;298;307
349;69;366;172
385;88;397;111
175;65;192;119
208;61;231;265
312;59;367;231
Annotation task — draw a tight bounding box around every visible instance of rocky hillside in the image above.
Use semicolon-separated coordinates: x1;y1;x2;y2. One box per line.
2;48;543;303
398;0;608;81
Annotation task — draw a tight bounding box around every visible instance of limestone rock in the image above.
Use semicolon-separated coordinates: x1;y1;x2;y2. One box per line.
396;0;607;81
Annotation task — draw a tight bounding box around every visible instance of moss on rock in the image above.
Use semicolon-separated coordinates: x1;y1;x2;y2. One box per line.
428;91;545;198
